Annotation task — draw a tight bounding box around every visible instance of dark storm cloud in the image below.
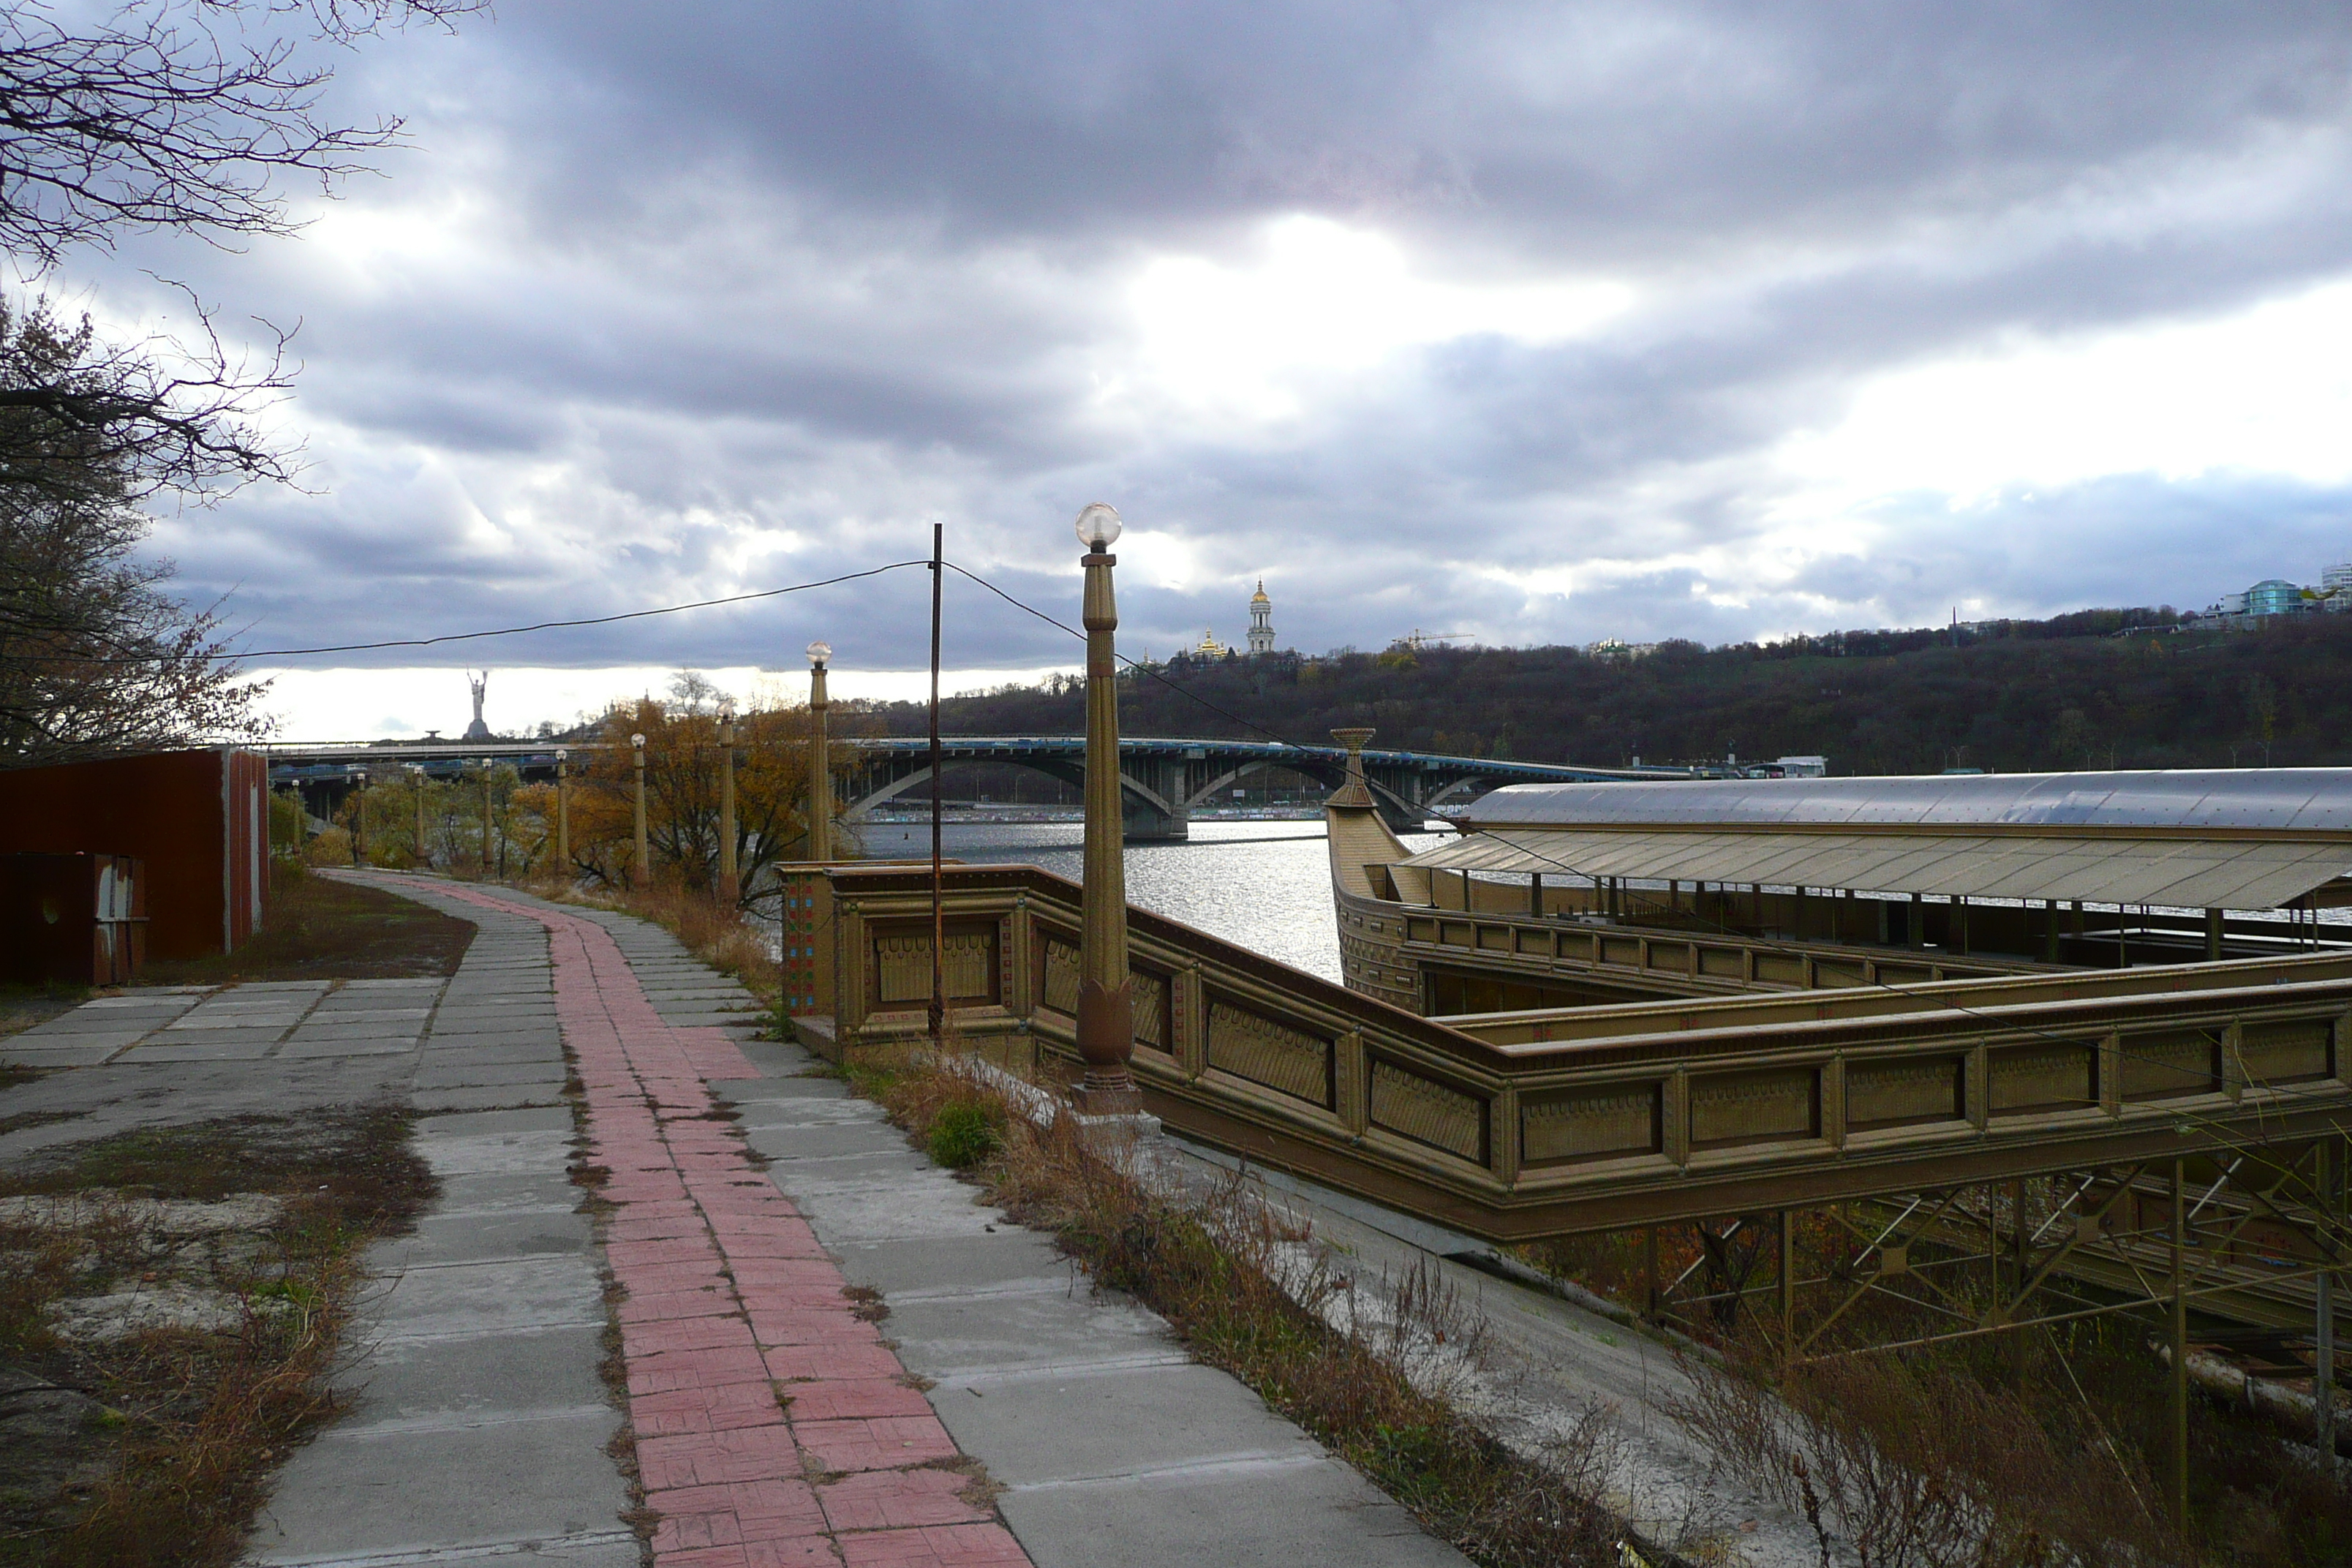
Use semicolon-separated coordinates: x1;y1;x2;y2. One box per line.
95;1;2352;675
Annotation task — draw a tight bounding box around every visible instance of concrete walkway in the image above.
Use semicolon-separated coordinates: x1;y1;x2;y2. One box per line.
5;874;1471;1567
350;875;1466;1568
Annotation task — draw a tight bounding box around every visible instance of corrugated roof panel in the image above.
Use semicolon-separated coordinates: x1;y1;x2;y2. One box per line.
1398;828;2352;909
1463;768;2352;834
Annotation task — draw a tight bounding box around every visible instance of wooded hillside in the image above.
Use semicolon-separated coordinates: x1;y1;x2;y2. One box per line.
870;611;2352;776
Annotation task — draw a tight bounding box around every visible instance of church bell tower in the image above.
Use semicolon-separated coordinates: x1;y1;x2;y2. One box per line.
1247;581;1274;655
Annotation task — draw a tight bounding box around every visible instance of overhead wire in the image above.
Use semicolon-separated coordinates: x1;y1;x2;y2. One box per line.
67;560;932;663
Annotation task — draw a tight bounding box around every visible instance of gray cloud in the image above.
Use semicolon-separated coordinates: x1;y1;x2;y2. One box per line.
69;1;2352;679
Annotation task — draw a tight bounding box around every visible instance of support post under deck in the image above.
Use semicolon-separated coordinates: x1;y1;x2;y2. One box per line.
2171;1157;2190;1535
2321;1137;2340;1474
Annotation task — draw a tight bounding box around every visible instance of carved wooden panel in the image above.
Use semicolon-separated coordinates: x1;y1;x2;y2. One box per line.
1816;960;1866;988
872;920;999;1007
1042;935;1082;1014
1477;926;1512;951
1646;941;1690;971
1206;1000;1332;1107
1131;968;1170;1054
1989;1044;2097;1114
1521;1083;1662;1164
1847;1056;1965;1130
2122;1030;2220;1101
1876;963;1931;987
2241;1020;2333;1085
1369;1060;1485;1162
1600;938;1642;967
1558;932;1595;962
1699;946;1746;978
1690;1068;1819;1147
1043;935;1169;1053
1755;953;1806;986
1439;923;1474;948
1515;928;1551;955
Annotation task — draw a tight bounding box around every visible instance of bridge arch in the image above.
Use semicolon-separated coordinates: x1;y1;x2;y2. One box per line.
840;755;1189;841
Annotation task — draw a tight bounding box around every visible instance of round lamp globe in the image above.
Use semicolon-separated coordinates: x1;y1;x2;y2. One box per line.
1074;503;1123;550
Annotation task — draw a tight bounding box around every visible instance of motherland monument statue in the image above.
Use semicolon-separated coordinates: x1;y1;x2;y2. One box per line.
462;670;493;740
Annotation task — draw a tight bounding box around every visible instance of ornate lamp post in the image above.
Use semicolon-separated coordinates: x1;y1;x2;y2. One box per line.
1074;502;1139;1112
480;758;495;875
718;700;739;903
408;764;428;867
630;732;649;886
806;641;832;862
554;749;570;870
347;766;366;866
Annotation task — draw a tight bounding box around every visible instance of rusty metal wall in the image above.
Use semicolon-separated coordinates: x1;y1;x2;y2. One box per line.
0;748;267;958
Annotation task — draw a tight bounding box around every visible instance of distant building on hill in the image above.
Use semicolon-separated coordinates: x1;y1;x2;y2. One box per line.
1247;581;1275;655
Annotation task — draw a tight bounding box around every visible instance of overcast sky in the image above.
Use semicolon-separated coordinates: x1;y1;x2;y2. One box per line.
76;2;2352;736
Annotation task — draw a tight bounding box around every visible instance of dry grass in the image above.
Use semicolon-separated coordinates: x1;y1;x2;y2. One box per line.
1671;1345;2179;1568
844;1049;1635;1568
1537;1213;2352;1568
0;1108;437;1567
140;862;475;987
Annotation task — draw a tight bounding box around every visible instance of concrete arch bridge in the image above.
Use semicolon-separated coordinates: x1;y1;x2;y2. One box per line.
839;736;1678;840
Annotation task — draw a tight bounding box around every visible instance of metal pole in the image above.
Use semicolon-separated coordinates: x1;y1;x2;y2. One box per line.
2171;1156;2190;1534
555;750;570;871
929;521;946;1052
350;769;365;866
718;706;739;904
807;644;832;862
481;759;494;877
1644;1226;1660;1320
2204;908;2224;962
412;766;427;867
631;734;649;887
1777;1209;1795;1346
1074;503;1138;1111
2321;1136;2340;1473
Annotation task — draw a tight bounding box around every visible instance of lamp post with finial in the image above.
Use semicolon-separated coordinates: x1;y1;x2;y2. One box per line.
718;699;739;903
806;641;832;862
1074;503;1139;1112
630;733;649;886
408;764;428;867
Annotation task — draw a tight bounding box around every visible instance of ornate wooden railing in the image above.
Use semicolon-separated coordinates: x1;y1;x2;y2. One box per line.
772;860;2352;1241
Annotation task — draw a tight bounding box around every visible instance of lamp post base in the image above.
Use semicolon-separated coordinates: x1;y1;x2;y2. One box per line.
1072;1070;1144;1117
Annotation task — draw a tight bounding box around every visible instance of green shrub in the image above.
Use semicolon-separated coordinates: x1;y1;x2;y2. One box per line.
927;1101;1001;1170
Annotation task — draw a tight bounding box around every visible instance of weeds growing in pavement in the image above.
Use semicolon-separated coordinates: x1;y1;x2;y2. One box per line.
0;1108;436;1567
842;1047;1630;1568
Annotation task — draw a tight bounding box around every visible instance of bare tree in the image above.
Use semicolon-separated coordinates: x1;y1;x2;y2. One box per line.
0;0;483;760
1;0;486;267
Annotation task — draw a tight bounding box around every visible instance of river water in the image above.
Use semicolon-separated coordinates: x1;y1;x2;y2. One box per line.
852;818;1450;983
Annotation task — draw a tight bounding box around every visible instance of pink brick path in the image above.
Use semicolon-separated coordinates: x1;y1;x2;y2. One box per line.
414;883;1033;1568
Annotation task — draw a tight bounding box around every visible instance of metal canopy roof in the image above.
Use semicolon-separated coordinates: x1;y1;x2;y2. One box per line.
1396;827;2352;908
1462;768;2352;835
1397;771;2352;909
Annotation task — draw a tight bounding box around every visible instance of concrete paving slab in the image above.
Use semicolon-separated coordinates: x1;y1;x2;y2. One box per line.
279;1039;420;1060
245;1414;630;1565
416;1129;576;1176
360;1254;605;1343
927;1360;1314;1485
343;1322;613;1424
151;1023;290;1043
413;1063;568;1090
1;1039;137;1062
415;1043;568;1069
13;1010;178;1035
377;1209;594;1268
886;1287;1177;1374
423;1107;575;1137
115;1041;278;1063
999;1458;1465;1568
744;1121;908;1161
412;1085;566;1112
832;1234;1072;1298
